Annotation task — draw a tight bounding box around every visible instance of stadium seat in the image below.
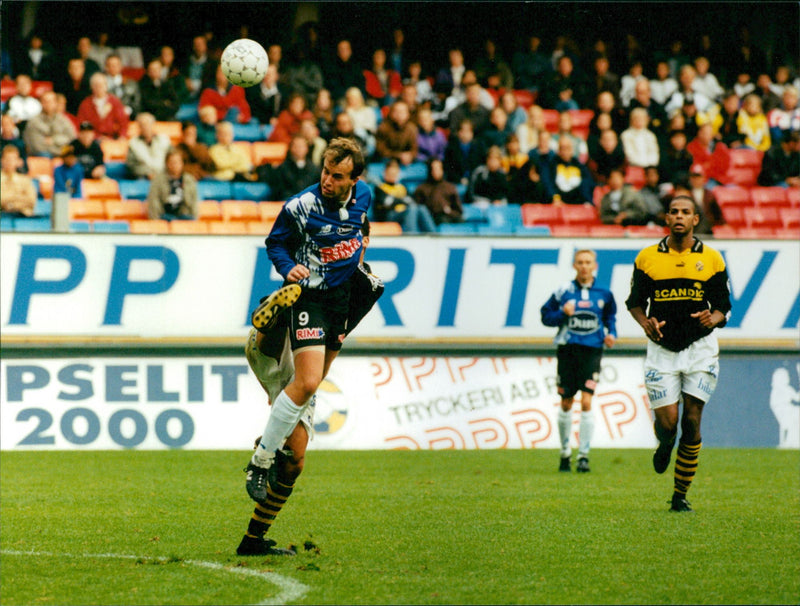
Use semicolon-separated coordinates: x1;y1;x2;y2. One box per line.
710;225;738;238
461;204;488;223
736;227;777;239
246;220;274;234
27;156;54;179
170;220;209;234
624;165;646;188
749;186;789;208
721;206;746;228
260;201;283;222
786;188;800;208
712;186;751;207
175;103;199;121
208;220;250;234
220;200;260;222
93;220;131;233
69;220;92;233
232;181;271;201
476;224;515;235
197;200;222;222
130;219;170;234
728;148;764;169
34;176;54;201
369;221;404;235
550;224;591;237
625;224;668;237
233;121;265;142
100;138;129;162
560;204;598;225
513;89;537;110
1;80;16;102
1;215;15;231
118;179;151;200
197;180;232;200
487;205;523;230
743;206;782;229
105;200;147;221
514;225;552;236
521;203;561;226
722;166;759;187
252;142;289;167
437;222;478;235
153;121;183;144
779;207;800;229
105;161;128;180
121;67;145;81
774;228;800;239
593;185;610;206
13;216;52;232
81;178;121;200
69;199;107;221
542;109;559;133
586;224;626;237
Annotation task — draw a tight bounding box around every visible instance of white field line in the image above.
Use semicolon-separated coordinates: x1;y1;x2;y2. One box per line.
0;549;309;606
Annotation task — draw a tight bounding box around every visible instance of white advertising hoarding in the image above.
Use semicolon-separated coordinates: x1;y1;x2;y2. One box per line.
1;233;798;345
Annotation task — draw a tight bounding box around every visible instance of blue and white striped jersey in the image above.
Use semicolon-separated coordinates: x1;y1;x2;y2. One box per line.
267;180;372;290
540;279;618;348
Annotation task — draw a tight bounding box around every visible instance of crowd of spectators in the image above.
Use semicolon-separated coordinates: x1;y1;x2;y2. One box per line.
2;23;799;234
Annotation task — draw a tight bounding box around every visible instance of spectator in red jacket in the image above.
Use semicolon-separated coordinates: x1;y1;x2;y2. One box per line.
364;48;403;108
76;72;129;139
198;64;251;124
268;92;314;144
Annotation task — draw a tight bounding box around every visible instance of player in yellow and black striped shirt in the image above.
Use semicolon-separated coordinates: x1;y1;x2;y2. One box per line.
626;195;731;513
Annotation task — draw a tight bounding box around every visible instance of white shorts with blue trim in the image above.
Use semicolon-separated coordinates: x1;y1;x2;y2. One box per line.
643;333;720;409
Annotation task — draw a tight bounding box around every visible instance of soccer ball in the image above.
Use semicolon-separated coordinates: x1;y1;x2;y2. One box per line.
220;38;268;88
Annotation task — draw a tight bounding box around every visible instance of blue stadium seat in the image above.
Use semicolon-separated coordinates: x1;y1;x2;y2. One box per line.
33;199;52;216
69;220;92;232
105;161;128;180
198;180;233;200
232;181;271;201
400;162;427;182
461;205;487;223
118;179;151;200
13;216;52;232
93;220;130;233
514;225;552;236
175;103;199;121
456;183;468;199
437;222;477;235
1;215;15;231
487;205;523;230
476;224;515;235
233;121;266;142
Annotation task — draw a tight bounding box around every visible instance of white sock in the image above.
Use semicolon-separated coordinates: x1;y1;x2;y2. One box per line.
578;410;595;458
251;390;305;467
557;408;572;457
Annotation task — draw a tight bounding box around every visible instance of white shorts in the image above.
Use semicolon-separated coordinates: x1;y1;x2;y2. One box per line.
643;333;720;409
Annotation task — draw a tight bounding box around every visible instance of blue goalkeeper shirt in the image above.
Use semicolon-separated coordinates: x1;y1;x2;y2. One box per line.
267;180;372;290
540;279;618;348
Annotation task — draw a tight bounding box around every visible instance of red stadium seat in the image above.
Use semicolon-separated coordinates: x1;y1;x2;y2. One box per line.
749;186;789;208
728;148;763;169
712;186;751;207
711;225;738;238
521;203;561;226
743;206;782;229
542;110;560;133
550;224;590;237
721;206;746;228
736;227;777;238
513;89;537;110
560;204;598;225
779;207;800;229
787;188;800;208
624;165;646;188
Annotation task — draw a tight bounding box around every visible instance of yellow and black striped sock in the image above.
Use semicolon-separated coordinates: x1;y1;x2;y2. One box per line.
245;479;294;539
673;440;702;496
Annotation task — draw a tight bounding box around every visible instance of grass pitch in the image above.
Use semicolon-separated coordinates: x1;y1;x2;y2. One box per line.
1;448;798;605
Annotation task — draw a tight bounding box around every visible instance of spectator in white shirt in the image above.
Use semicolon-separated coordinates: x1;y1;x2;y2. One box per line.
620;107;660;168
6;74;42;131
692;56;724;103
650;61;678;106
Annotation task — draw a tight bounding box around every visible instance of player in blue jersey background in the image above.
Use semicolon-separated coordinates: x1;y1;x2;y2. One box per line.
541;249;617;473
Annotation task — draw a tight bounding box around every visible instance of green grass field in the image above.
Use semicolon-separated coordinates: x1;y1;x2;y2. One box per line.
1;448;798;605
